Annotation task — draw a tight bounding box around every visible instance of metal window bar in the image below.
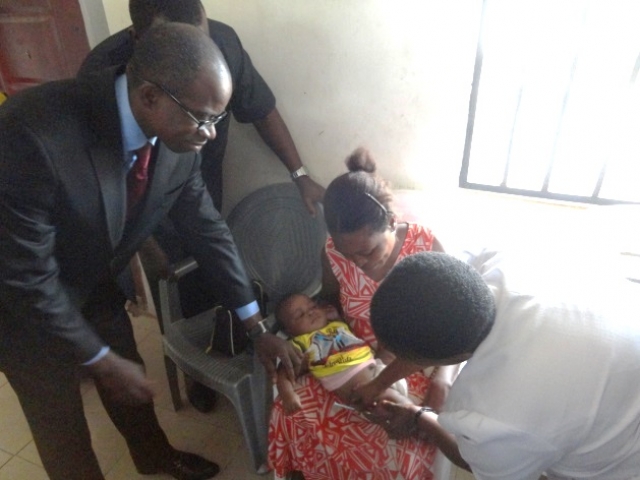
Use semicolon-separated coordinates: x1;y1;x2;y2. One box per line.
460;0;640;206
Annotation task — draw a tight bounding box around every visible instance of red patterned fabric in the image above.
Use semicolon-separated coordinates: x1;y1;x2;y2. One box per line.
269;223;438;479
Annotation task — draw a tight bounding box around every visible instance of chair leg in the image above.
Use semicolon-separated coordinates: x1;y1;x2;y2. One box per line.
231;383;266;472
250;356;270;461
163;355;183;410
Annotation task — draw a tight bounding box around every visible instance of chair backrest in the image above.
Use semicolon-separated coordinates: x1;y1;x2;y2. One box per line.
226;182;328;311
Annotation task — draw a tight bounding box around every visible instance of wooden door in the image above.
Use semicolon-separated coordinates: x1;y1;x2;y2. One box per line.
0;0;90;95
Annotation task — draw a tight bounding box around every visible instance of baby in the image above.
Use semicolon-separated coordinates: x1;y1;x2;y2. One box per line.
275;293;408;415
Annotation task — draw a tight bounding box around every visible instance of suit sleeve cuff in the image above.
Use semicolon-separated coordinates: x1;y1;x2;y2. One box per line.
236;301;260;321
82;346;110;365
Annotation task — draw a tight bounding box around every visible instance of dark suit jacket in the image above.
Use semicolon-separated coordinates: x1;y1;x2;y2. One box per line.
0;68;254;364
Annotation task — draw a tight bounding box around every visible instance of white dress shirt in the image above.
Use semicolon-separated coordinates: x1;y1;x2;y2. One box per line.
441;249;640;480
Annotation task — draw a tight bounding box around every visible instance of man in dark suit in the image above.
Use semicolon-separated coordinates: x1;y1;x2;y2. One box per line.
80;2;324;414
0;22;300;480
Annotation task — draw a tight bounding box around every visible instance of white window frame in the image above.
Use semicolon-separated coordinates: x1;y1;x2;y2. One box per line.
461;0;640;206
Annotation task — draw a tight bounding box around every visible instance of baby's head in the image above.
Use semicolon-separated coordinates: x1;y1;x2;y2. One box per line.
276;294;329;337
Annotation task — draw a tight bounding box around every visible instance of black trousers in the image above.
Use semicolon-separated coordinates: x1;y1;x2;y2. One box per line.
1;285;171;480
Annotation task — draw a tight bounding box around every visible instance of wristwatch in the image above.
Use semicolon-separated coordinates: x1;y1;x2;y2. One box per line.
246;319;269;340
414;406;434;423
290;166;308;181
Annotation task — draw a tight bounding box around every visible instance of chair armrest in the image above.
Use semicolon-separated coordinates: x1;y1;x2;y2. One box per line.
167;256;199;281
158;257;199;333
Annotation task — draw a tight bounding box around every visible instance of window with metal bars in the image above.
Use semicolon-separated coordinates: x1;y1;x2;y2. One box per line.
460;0;640;205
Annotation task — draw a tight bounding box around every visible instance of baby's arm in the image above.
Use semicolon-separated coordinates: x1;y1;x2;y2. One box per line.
276;366;303;415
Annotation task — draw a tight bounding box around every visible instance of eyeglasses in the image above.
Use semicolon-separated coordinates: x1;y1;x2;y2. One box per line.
143;78;228;134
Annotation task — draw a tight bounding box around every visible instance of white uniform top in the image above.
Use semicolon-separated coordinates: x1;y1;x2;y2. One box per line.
440;249;640;480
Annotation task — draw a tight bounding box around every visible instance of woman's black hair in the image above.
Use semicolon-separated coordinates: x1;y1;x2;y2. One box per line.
370;252;496;361
323;147;394;235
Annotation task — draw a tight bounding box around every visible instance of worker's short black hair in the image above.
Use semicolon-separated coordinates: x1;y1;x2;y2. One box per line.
371;252;495;361
130;0;204;36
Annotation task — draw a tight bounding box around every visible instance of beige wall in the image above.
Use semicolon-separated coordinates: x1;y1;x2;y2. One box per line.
100;0;130;34
77;0;109;48
97;0;480;210
203;0;481;214
91;0;638;272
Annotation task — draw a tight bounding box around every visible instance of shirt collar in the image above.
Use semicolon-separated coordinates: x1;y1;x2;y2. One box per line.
115;74;157;160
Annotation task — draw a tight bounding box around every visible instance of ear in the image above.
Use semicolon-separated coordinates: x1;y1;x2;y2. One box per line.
138;83;163;109
125;63;158;106
126;71;163;136
388;215;397;232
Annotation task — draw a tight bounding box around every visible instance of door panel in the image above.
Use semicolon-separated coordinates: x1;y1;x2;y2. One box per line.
0;0;89;94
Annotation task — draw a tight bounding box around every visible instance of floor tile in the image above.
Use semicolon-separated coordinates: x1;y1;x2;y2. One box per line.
104;453;161;480
0;309;267;480
0;456;48;480
155;407;243;470
85;409;129;475
455;467;476;479
130;311;161;338
135;330;173;403
0;385;33;455
0;450;11;469
215;440;273;480
165;393;244;434
16;441;41;468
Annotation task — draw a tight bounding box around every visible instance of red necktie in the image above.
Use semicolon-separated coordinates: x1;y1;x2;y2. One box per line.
127;143;152;218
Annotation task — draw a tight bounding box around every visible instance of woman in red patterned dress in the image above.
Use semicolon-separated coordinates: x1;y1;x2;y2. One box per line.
268;147;458;479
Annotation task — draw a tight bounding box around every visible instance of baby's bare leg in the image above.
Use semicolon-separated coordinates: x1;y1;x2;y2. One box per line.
333;364;378;405
334;364;414;407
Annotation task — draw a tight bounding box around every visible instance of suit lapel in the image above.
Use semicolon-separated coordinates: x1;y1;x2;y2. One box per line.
145;143;181;203
135;143;181;221
91;145;127;248
121;143;182;241
84;67;128;249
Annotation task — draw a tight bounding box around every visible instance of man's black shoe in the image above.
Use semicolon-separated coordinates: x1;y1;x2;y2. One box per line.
135;450;220;480
186;377;218;413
